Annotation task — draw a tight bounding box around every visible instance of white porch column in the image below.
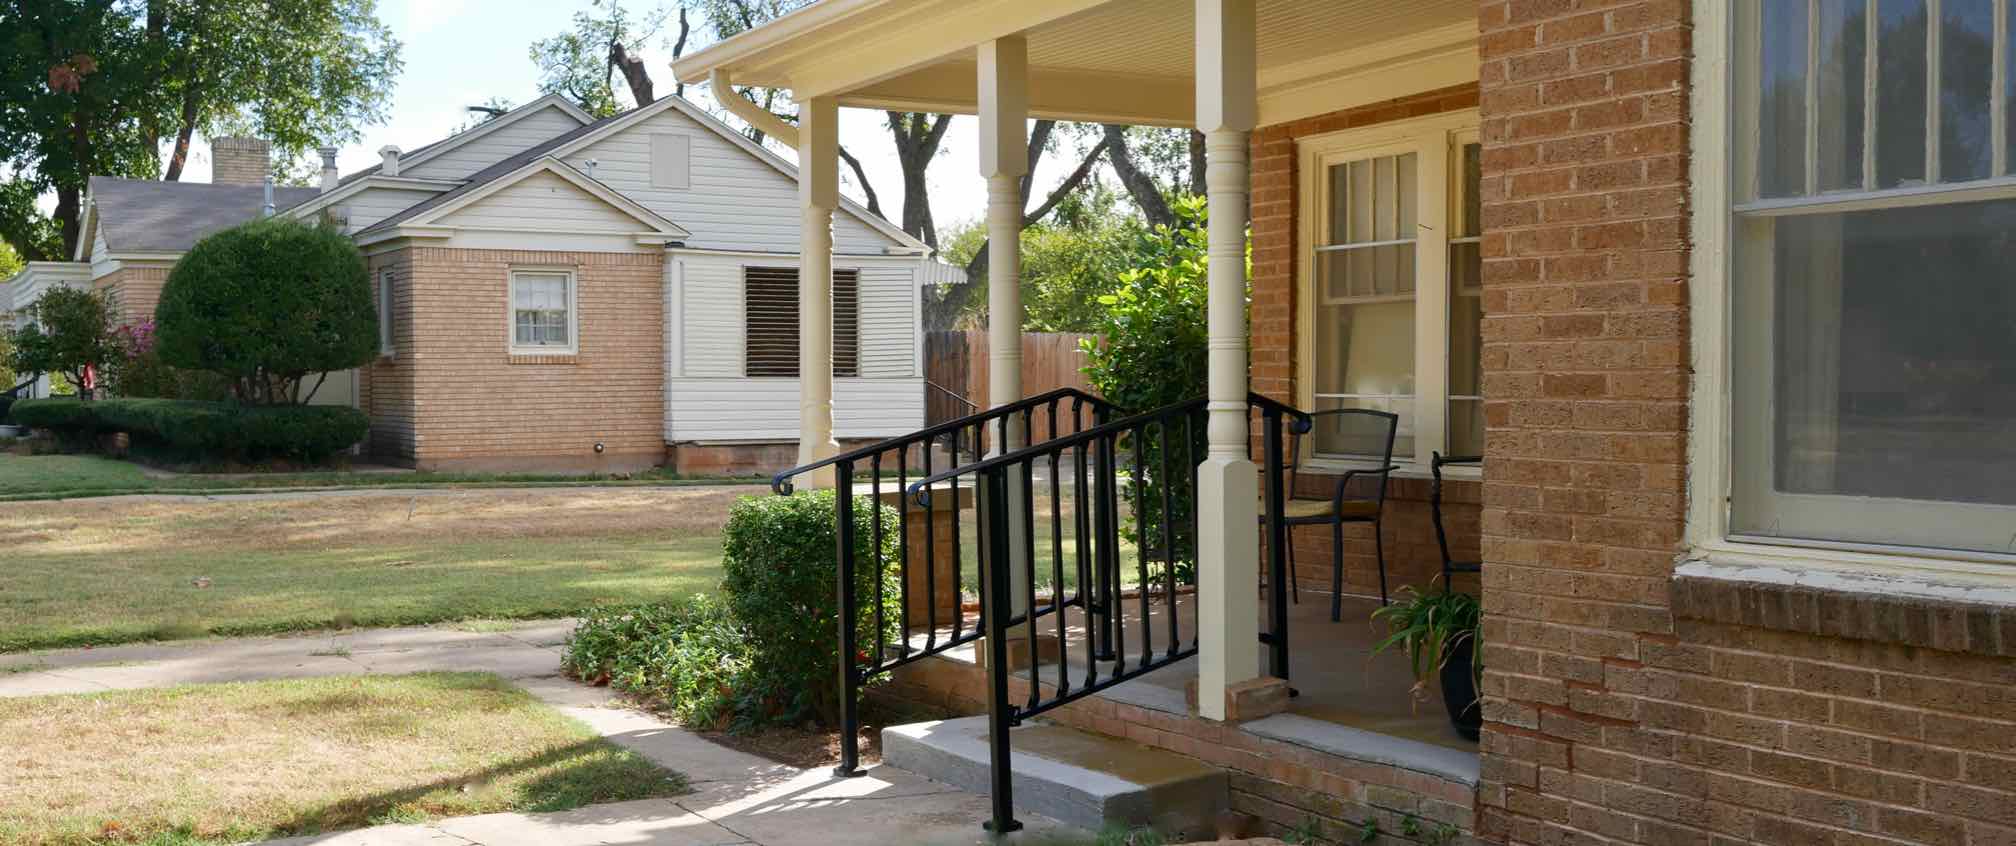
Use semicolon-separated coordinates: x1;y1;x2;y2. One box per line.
796;94;841;470
978;36;1032;614
978;36;1028;433
1194;0;1260;721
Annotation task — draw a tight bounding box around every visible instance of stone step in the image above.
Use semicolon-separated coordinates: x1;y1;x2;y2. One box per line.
882;715;1228;839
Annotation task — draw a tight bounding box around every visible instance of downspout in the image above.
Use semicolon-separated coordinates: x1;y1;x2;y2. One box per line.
709;69;800;148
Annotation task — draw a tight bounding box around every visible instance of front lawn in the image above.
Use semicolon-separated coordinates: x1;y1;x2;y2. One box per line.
0;672;687;846
0;486;758;651
0;452;746;501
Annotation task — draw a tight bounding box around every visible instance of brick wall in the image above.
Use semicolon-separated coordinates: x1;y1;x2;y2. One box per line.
362;249;418;460
362;246;666;472
92;265;172;326
1248;85;1484;602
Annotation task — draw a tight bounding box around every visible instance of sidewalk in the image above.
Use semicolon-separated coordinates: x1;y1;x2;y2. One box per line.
0;623;1079;846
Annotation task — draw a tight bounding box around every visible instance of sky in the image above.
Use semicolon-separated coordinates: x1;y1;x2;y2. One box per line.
166;0;1094;238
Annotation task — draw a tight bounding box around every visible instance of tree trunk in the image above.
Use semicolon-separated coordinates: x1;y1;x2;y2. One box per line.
609;40;655;106
1103;124;1175;229
888;112;952;249
54;185;80;261
671;7;690;97
1187;129;1207;196
163;88;201;181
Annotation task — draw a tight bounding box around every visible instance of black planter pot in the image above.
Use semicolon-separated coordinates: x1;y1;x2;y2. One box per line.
1439;636;1482;741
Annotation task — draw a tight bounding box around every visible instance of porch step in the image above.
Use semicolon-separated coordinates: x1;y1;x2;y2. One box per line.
882;716;1228;839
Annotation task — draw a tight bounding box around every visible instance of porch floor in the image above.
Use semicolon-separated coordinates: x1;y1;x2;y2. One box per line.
898;588;1479;781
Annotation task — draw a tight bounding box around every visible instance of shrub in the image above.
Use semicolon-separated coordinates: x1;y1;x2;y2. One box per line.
563;597;752;730
7;287;114;396
720;490;902;727
154;217;378;405
1080;196;1223;580
103;320;231;401
9;397;367;463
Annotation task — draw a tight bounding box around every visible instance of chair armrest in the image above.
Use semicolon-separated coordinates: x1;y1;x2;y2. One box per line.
1331;465;1399;509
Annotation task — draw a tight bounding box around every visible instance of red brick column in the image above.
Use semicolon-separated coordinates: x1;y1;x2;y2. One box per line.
1473;0;1691;843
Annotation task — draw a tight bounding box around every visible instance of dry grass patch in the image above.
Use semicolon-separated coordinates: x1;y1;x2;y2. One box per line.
0;487;761;651
0;672;686;846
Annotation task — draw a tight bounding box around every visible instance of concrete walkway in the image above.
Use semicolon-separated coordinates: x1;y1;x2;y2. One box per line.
0;623;1078;846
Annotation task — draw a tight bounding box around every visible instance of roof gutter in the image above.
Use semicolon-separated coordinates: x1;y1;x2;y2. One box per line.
708;70;799;149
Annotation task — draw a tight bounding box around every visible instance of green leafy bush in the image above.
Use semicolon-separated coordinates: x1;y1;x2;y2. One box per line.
1080;196;1224;580
7;287;114;396
154;217;378;405
9;397;367;463
563;597;752;730
104;320;231;401
720;489;902;727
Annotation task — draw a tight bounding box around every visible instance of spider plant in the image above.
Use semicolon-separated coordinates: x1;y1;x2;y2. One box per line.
1370;586;1482;702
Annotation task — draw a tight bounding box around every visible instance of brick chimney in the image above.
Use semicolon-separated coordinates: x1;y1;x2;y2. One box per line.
211;136;270;186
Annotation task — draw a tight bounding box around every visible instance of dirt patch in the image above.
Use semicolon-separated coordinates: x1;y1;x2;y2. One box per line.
697;721;887;771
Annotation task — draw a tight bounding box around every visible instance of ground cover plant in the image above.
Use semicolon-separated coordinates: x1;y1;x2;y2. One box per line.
0;672;686;846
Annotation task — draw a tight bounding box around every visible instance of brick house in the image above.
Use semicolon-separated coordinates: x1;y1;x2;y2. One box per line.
677;1;2016;844
6;93;954;473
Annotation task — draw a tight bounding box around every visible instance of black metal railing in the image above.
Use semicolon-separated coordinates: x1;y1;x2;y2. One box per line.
771;386;1114;777
2;373;40;401
922;379;982;457
902;393;1310;833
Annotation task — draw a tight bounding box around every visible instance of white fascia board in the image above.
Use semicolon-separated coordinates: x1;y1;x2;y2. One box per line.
283;175;460;220
392;94;594;174
72;198;96;262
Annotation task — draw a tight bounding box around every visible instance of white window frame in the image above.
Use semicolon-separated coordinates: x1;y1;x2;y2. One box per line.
507;267;578;356
1690;0;2016;577
376;269;396;357
1295;110;1479;474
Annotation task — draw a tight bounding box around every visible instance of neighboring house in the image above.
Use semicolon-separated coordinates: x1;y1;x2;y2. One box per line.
3;262;93;398
677;2;2016;846
3;93;951;473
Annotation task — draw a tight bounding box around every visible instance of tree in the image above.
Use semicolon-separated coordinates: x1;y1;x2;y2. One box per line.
154;218;377;405
938;184;1150;333
0;0;402;260
531;0;688;118
1099;125;1208;230
8;287;115;398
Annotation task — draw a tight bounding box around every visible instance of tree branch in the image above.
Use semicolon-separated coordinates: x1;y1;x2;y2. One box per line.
1103;124;1175;229
608;40;655;106
670;6;690;97
837;144;881;218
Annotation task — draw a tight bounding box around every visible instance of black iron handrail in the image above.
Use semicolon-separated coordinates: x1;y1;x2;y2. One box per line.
768;385;1115;783
903;392;1310;832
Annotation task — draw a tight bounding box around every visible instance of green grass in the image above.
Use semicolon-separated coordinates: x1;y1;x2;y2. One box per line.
0;672;687;846
0;453;756;501
0;535;725;652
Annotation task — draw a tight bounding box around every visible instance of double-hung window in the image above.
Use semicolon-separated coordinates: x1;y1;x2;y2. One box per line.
509;269;576;354
1299;114;1484;467
1719;0;2016;558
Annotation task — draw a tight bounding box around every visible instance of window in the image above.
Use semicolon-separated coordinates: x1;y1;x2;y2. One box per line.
744;266;859;378
376;270;395;355
1299;115;1483;466
1724;0;2016;557
509;270;575;353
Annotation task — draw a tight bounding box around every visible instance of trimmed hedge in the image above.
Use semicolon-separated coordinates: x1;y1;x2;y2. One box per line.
11;397;368;463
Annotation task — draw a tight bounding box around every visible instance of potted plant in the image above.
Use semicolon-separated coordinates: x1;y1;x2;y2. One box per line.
1371;586;1483;740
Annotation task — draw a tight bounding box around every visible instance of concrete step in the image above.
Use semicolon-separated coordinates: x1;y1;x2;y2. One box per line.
882;715;1227;839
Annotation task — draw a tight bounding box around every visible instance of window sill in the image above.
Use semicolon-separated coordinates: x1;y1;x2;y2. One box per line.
1672;557;2016;658
508;352;579;365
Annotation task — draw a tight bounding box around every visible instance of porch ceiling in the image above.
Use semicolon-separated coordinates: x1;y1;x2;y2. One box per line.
673;0;1478;127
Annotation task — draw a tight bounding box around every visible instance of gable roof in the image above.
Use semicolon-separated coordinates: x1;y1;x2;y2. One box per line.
87;177;322;254
364;156;690;240
364;94;925;251
338;94;593;186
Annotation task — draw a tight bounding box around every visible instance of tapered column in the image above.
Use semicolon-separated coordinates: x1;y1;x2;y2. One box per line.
1194;0;1259;721
797;95;841;471
978;37;1031;614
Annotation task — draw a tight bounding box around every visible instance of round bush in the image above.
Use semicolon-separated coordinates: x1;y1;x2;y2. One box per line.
154;218;378;404
719;490;902;727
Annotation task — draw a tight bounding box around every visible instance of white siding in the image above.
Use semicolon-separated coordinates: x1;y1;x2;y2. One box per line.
569;108;892;253
665;379;926;442
666;251;924;442
404;105;586;181
335;187;443;233
436;171;645;233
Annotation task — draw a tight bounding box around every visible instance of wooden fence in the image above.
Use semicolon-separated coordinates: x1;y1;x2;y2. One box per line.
923;330;1099;443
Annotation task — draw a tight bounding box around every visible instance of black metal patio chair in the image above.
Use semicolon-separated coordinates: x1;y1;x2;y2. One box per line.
1257;408;1399;619
1431;451;1483;587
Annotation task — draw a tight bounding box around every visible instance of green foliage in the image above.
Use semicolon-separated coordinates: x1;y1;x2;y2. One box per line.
720;490;902;727
1079;196;1224;577
939;189;1154;333
531;0;674;117
563;597;753;730
0;0;401;260
10;397;368;463
1400;814;1462;846
7;287;115;394
104;320;231;401
155;218;378;405
1371;587;1483;700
